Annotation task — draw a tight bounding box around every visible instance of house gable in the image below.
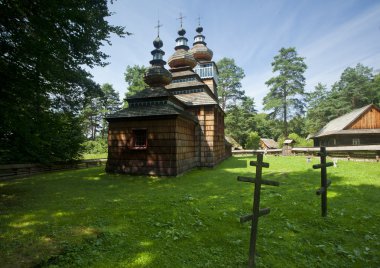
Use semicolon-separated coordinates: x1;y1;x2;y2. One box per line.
346;105;380;130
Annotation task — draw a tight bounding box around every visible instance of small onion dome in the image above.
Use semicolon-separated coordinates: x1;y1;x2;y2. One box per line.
144;34;172;87
190;25;213;61
190;44;213;61
153;36;163;49
178;27;186;36
144;65;172;87
168;26;197;68
168;50;197;69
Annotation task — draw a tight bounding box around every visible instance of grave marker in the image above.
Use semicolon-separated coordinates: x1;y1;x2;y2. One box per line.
237;153;279;267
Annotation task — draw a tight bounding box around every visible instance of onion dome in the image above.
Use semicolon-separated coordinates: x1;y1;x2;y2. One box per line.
190;24;213;61
168;24;197;69
144;33;172;87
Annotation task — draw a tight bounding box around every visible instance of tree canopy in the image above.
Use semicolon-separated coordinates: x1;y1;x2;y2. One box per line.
305;64;380;134
216;58;245;111
0;0;125;163
124;65;148;102
263;47;307;137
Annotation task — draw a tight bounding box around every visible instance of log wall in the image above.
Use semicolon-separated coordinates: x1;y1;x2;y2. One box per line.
175;117;198;174
349;107;380;129
107;119;178;176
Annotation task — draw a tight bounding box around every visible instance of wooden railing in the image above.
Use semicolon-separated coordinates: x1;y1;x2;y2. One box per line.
0;159;107;181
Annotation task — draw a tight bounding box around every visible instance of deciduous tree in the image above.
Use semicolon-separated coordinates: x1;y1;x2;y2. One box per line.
0;0;125;163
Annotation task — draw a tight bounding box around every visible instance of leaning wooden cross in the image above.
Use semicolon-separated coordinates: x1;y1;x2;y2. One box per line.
237;153;280;268
312;146;333;217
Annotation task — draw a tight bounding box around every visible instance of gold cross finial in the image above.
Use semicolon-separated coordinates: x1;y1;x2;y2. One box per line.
177;13;185;27
155;19;163;37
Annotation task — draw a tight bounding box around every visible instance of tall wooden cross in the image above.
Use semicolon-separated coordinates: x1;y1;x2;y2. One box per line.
312;146;333;217
238;153;280;267
155;20;163;36
177;13;185;27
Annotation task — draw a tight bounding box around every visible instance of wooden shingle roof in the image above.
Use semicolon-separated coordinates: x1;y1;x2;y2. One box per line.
313;104;378;138
260;138;279;149
106;103;197;122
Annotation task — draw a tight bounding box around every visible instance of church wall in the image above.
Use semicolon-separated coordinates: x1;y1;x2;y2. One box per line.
106;119;178;176
213;107;227;164
198;106;215;167
175;117;198;174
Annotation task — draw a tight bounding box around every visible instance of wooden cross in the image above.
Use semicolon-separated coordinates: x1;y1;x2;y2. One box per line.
177;13;185;27
197;16;201;26
238;153;280;267
155;19;163;37
312;147;333;217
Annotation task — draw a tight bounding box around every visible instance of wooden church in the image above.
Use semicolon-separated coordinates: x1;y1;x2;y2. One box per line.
106;20;231;176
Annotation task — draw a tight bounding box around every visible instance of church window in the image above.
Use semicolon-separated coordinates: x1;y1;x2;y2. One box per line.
132;129;147;149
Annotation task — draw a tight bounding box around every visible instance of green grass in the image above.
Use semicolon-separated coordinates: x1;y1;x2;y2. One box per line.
0;156;379;267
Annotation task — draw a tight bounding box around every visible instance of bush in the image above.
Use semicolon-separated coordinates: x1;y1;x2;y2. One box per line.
278;133;313;147
245;131;260;149
82;138;108;154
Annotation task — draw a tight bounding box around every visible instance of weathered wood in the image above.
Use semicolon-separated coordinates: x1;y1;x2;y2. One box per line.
237;176;280;186
240;208;271;223
237;153;280;267
312;162;334;169
249;161;270;168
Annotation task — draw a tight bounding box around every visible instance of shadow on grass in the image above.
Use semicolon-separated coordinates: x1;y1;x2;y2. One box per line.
0;157;379;267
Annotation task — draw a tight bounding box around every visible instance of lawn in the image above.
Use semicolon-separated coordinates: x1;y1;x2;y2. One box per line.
0;156;379;267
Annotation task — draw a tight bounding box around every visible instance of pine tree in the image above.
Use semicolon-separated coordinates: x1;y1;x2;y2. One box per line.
263;47;307;137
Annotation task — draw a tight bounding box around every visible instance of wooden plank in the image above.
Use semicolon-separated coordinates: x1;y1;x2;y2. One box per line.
250;160;270;168
312;162;334;169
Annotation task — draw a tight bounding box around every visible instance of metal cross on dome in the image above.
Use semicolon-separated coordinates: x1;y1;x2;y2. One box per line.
155;20;163;37
177;13;186;27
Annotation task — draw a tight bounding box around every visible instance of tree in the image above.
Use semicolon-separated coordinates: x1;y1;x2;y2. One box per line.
305;64;380;135
0;0;125;163
332;63;378;111
245;132;261;149
99;83;121;138
124;65;148;101
225;96;257;147
263;47;307;137
254;113;282;140
216;58;245;110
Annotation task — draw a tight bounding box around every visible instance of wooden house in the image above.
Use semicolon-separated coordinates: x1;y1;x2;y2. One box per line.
106;24;231;176
311;104;380;147
260;138;278;150
282;139;295;155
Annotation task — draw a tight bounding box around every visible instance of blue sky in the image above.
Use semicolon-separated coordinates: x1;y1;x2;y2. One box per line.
90;0;380;111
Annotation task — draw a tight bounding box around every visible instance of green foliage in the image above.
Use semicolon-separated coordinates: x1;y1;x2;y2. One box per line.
1;157;379;267
306;64;380;134
264;47;307;137
81;83;121;140
288;133;313;147
254;113;282;140
0;0;125;164
225;96;257;147
216;58;246;110
245;131;260;149
124;65;148;102
82;138;108;155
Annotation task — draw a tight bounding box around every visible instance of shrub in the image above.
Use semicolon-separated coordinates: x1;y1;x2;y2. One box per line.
82;138;108;154
245;131;260;149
